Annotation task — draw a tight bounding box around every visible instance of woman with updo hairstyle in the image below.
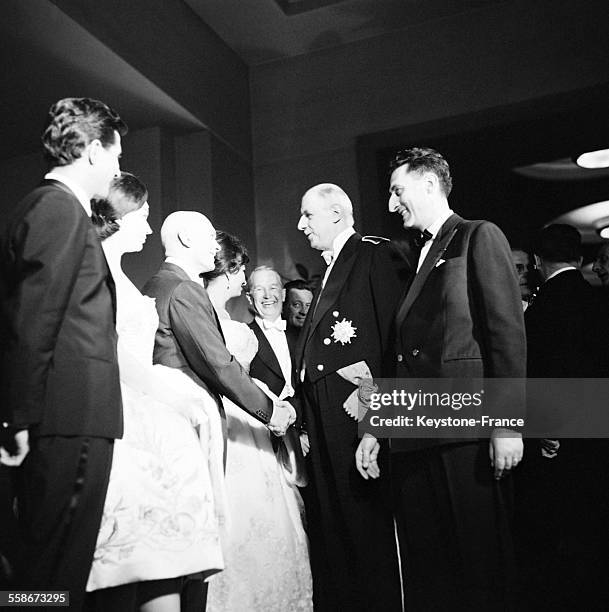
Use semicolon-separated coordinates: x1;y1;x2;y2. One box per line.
204;233;312;612
91;171;148;240
87;173;226;612
201;231;249;286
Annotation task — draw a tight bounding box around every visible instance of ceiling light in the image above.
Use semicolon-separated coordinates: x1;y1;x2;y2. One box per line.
575;149;609;169
599;227;609;239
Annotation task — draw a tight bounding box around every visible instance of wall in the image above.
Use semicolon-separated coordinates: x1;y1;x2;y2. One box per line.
250;0;609;276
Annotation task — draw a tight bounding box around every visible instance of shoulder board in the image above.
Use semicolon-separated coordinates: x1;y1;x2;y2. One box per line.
362;235;390;245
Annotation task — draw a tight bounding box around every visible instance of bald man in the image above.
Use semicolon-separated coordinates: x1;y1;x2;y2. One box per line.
295;184;404;611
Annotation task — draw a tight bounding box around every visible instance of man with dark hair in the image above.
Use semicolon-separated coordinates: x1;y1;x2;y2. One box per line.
388;147;525;611
592;241;609;286
0;97;126;610
282;279;314;359
518;223;609;608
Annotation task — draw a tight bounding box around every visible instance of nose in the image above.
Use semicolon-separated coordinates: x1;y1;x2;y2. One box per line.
388;193;400;212
214;242;220;253
297;215;307;231
145;221;152;235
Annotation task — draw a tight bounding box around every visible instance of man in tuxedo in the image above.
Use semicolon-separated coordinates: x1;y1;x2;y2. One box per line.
248;267;296;401
0;98;126;609
518;224;609;608
388;147;525;611
282;279;314;358
296;183;404;611
592;241;609;286
143;213;296;609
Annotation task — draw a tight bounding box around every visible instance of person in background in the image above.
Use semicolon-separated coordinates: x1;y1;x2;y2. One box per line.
592;241;609;286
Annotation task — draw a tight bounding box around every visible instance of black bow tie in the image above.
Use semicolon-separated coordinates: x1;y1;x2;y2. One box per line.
414;229;433;249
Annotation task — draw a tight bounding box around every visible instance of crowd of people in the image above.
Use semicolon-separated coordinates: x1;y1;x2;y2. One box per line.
1;96;608;612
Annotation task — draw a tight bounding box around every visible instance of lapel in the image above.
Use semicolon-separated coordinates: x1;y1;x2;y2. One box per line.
395;214;461;329
160;261;226;342
308;233;361;340
249;320;284;381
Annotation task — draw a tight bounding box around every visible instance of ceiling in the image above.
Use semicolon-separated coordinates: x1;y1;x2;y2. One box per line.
184;0;502;65
0;0;204;160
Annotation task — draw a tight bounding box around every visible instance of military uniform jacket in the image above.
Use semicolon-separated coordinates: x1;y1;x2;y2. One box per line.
296;233;405;385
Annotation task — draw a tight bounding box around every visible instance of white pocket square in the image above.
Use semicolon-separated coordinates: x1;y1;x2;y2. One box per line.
435;258;446;268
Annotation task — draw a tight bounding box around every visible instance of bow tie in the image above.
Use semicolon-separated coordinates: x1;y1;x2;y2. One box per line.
321;250;334;266
262;318;287;332
414;229;433;249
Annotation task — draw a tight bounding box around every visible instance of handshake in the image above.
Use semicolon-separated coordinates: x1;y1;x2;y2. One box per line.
267;399;296;437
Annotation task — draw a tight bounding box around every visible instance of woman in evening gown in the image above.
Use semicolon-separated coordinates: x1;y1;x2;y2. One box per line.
204;232;312;612
86;173;225;612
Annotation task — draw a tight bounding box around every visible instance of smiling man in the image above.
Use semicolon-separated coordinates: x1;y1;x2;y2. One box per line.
388;147;526;611
295;183;404;612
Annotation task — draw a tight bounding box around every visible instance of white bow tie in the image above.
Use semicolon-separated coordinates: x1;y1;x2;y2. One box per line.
321;250;334;266
262;318;287;331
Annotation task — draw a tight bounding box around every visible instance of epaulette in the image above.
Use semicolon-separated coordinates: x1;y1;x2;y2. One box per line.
362;235;390;245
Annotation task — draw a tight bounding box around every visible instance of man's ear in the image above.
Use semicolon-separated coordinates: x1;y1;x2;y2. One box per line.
177;229;190;248
424;172;438;194
330;204;343;224
87;139;103;166
281;288;286;303
246;293;253;306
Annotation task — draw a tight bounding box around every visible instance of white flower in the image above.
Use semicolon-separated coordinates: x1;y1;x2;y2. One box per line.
330;318;357;345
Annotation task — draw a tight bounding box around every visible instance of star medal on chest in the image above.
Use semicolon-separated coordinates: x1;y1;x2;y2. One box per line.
330;318;357;345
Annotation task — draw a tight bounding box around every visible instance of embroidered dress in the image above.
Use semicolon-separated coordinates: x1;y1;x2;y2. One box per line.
87;293;225;590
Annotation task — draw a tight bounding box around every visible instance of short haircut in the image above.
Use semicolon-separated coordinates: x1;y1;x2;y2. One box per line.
535;224;582;263
284;279;313;295
42;97;127;167
202;231;249;284
389;147;453;197
247;266;283;292
91;172;148;240
303;183;354;224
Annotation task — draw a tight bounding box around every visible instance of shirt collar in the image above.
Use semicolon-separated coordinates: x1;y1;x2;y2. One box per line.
424;209;454;239
165;256;204;284
545;266;577;283
321;227;356;264
44;172;92;216
255;316;286;332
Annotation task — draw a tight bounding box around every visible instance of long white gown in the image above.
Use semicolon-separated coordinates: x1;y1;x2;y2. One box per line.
207;315;313;612
87;292;226;591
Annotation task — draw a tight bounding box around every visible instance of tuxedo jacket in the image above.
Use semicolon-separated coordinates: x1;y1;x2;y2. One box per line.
525;269;609;378
0;180;122;438
143;262;273;423
249;320;292;397
296;233;406;390
391;214;526;452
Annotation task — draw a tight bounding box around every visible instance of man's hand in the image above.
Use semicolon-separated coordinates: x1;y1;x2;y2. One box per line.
541;438;560;459
268;400;296;437
0;429;30;467
355;433;380;480
489;428;523;479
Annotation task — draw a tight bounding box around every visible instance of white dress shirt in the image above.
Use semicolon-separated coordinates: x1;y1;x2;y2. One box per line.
44;172;92;216
321;227;356;288
255;316;294;399
545;266;577;282
417;209;454;272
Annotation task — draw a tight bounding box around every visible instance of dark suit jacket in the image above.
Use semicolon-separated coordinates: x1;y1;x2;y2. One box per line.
525;269;608;378
297;233;406;391
143;262;273;423
0;180;122;438
249;319;289;397
392;214;526;452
